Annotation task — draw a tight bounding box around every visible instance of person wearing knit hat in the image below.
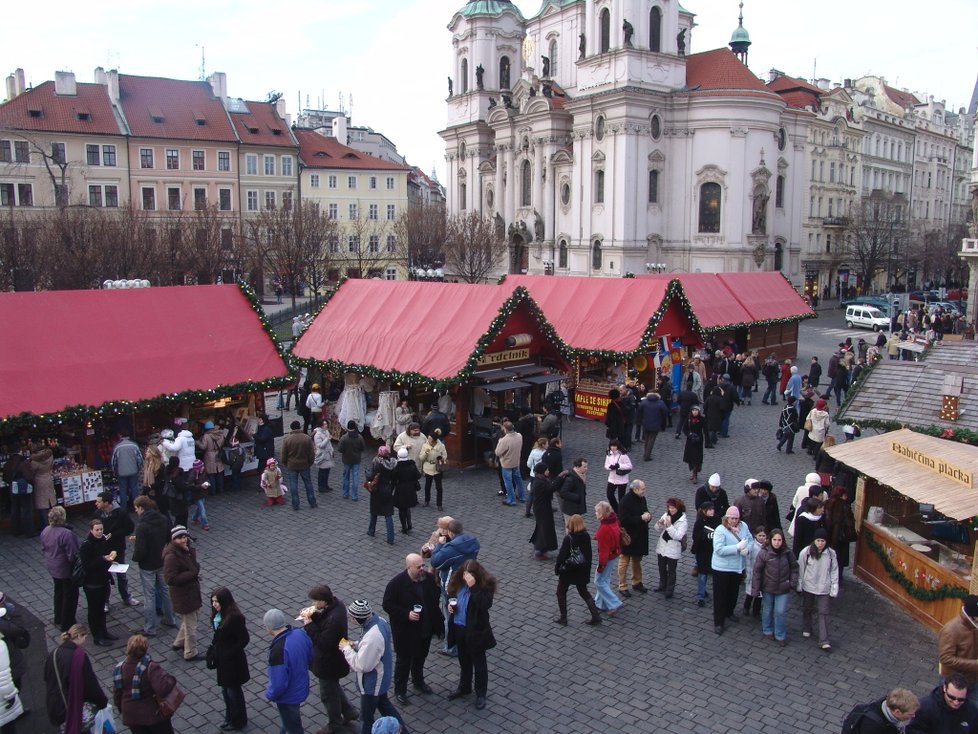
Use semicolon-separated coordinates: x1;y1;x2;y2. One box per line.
806;397;831;459
710;498;754;635
788;473;825;538
797;525;838;651
264;607;314;734
340;599;406;734
163;521;204;660
694;473;729;517
393;446;423;534
371;717;403;734
338;418;367;502
937;596;978;698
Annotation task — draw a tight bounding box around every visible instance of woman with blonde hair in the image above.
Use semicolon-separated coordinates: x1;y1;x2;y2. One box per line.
40;506;80;633
554;514;602;625
44;624;108;734
142;444;168;520
113;634;179;734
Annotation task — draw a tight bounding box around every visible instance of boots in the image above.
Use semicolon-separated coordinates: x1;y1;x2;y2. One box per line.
555;593;568;625
585;595;602;625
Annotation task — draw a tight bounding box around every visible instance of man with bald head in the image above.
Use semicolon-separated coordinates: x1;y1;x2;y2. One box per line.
382;553;444;707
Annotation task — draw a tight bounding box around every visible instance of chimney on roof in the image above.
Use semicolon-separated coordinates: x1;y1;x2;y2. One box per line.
815;78;830;91
332;114;348;145
94;66;106;85
55;71;77;96
274;96;288;123
767;69;784;83
207;72;227;102
843;78;852;89
14;68;25;97
101;69;120;105
5;74;15;102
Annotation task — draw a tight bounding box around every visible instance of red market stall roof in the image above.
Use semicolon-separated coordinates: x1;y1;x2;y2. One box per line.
292;279;567;387
636;272;815;330
0;284;290;428
502;274;700;355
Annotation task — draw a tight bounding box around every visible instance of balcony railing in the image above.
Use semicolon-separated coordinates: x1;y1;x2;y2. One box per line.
822;217;847;227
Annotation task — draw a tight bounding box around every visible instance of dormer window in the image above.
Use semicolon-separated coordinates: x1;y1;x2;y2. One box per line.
76;110;92;121
247;126;259;134
149;108;165;124
271;128;282;136
192;111;206;126
27;108;42;118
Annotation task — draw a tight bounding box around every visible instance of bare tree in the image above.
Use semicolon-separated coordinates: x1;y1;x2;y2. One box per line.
169;205;236;285
442;211;507;283
0;207;43;290
0;129;72;209
843;192;909;292
394;200;445;272
337;200;396;279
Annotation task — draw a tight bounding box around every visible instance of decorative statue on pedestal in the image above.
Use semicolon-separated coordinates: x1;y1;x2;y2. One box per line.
677;29;686;56
447;76;453;97
541;55;550;77
579;33;586;60
623;20;634;47
475;64;484;90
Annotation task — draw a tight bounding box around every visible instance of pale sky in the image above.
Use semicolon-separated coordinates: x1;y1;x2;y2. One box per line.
3;0;976;183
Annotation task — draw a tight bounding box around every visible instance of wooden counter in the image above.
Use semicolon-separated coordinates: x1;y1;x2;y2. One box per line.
855;521;970;632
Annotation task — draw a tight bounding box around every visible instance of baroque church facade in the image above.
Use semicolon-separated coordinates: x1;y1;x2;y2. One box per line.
439;0;811;282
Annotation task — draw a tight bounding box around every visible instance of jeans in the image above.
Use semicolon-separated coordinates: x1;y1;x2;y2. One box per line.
696;572;711;600
117;474;139;509
317;467;331;493
287;468;316;509
739;385;752;400
359;693;405;734
173;608;199;658
762;592;790;641
276;701;304;734
368;513;395;544
10;485;34;536
191;499;209;527
593;557;622;611
139;568;176;634
501;467;525;504
777;429;795;453
318;677;357;728
229;466;242;492
763;380;778;404
222;685;247;729
720;411;731;437
802;591;831;644
342;463;360;500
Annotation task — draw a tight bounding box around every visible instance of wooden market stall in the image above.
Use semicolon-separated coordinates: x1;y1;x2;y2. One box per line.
291;279;571;467
826;429;978;631
0;284;292;511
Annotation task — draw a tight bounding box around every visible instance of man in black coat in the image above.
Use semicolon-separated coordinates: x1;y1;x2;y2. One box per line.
303;585;359;733
130;495;177;637
674;387;699;438
421;407;451;440
382;553;444;707
95;490;139;607
694;474;729;517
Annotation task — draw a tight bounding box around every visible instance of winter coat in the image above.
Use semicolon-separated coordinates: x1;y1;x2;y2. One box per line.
807;409;830;443
421;410;451;440
343;615;393;696
392;460;421;509
604;400;625;440
938;611;978;685
711;521;754;573
254;422;275;467
393;431;426;470
211;610;250;688
618;490;650;557
97;504;134;555
740;362;758;389
419;439;448;476
131;508;170;571
44;641;108;727
734;493;768;535
162;542;202;615
683;413;705;469
788;481;822;537
763;493;784;533
40;524;79;580
494;431;522;469
907;684;978;734
604;450;633;486
111;438;143;478
779;405;800;434
30;448;56;510
337;429;366;466
542;446;563;477
0;638;23;728
691;514;721;573
79;533;111;588
367;457;397;516
529;476;558;552
527;447;546;476
162;429;196;471
113;658;177;727
312;428;335;469
791;512;824;557
704;393;726;430
0;605;30;686
797;545;839;596
654;510;687;560
265;626;313;705
382;569;445;653
694;485;730;517
750;544;799;596
281;429;315;471
447;586;495;653
197;428;226;474
638;395;669;432
595;512;622;572
306;599;351;681
555;529;593;585
824;498;856;568
555;470;587;516
430;533;481;588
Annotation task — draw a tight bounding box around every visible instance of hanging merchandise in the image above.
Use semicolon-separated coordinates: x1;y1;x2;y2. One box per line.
338;385;367;432
371;391;398;442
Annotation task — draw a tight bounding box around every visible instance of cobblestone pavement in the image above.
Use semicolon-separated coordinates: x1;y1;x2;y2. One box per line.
2;327;938;734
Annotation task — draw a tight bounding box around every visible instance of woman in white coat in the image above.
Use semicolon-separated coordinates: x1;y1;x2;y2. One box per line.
797;528;839;651
788;472;824;537
806;399;831;458
653;497;688;599
313;418;335;494
0;622;25;732
603;440;633;513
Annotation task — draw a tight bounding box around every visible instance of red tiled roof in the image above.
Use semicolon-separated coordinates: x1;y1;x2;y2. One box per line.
777;90;818;110
686;48;769;92
295;129;409;171
883;84;920;110
766;76;821;111
230;100;296;149
0;81;123;136
118;74;237;141
766;75;821;94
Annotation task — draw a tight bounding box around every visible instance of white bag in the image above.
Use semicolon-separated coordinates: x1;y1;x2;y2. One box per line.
93;705;116;733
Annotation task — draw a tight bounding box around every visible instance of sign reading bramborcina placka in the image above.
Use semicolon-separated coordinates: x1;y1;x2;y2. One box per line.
889;440;974;488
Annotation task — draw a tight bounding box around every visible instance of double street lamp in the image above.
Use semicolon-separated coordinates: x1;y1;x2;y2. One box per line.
410;267;445;281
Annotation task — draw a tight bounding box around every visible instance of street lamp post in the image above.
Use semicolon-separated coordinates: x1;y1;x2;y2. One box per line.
645;262;667;274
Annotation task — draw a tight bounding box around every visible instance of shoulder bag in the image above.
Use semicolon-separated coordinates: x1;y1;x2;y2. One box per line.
155;673;186;719
558;540;585;573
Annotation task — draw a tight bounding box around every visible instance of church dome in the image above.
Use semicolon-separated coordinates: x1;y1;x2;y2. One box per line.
458;0;523;18
730;24;751;45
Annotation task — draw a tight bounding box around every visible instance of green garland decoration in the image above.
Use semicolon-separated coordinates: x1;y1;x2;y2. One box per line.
0;282;294;433
864;531;968;602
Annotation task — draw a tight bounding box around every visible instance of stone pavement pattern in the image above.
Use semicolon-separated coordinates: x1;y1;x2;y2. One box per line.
2;330;938;734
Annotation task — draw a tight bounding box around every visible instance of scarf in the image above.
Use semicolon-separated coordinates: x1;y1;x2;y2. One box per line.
113;654;152;700
62;645;85;734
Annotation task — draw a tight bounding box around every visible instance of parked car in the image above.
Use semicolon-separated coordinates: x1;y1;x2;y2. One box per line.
841;296;892;315
927;301;963;315
845;304;890;331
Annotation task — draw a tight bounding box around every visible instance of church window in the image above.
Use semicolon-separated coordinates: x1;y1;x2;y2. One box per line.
594;170;605;204
499;56;511;90
698;182;721;233
460;59;469;93
648;170;659;204
599;9;611;53
591;239;602;270
520;160;531;206
775;175;785;208
558;239;568;268
649;7;662;52
595;116;605;141
459;182;467;210
549;40;558;77
649;114;661;140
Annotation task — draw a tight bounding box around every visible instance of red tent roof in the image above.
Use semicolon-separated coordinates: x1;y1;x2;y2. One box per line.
293;280;555;381
0;285;289;422
503;275;698;353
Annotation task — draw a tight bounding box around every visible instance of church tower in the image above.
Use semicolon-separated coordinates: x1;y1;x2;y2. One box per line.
728;1;751;65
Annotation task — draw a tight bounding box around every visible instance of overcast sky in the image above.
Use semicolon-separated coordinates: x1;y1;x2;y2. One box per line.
3;0;976;182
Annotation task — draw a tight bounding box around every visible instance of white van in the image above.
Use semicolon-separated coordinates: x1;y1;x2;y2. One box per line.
845;305;890;331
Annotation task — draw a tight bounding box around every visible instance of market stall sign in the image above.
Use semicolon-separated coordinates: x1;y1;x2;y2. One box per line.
575;388;612;420
477;348;530;367
890;440;974;488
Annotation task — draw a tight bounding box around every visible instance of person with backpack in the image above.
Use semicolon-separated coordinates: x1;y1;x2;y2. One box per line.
841;688;919;733
777;397;801;454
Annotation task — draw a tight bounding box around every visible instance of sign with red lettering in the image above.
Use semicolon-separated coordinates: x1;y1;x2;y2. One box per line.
575;388;611;421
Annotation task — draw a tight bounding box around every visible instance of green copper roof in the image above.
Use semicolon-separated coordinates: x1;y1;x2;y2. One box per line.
458;0;525;19
730;24;751;44
530;0;580;20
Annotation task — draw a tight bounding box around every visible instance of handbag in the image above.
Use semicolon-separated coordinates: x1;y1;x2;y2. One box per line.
615;467;631;477
619;526;632;547
71;554;86;587
363;471;380;493
785;506;796;522
558;541;585;572
775;427;785;441
205;644;217;670
803;417;813;432
155;681;186;719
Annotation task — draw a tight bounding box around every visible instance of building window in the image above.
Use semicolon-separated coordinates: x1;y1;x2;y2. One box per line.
386;176;395;190
649;7;662;51
459;182;467;210
191;150;205;171
829;162;835;183
549;39;558;76
105;185;118;208
86;144;100;166
594;170;605;204
648;170;659;203
386;234;396;253
140;148;154;169
369;235;380;253
0;141;10;162
166;149;179;170
599;8;611;53
247;191;258;211
281;156;293;177
387;204;396;220
102;145;117;166
368;204;378;220
88;185;102;207
369;176;377;189
460;58;469;94
264;155;275;176
558;239;568;268
520;160;532;206
54;184;68;207
194;188;207;210
282;191;292;210
328;238;340;255
328;175;338;188
142;187;156;210
499;55;511;89
698;182;721;233
51;143;66;164
328;203;338;219
826;234;831;254
265;191;276;210
16;183;34;207
168;187;181;211
385;267;398;281
218;151;230;171
348;176;357;189
0;183;13;206
348;235;360;253
310;174;320;188
14;141;29;163
591;239;602;270
219;188;232;211
246;155;258;175
349;203;358;219
775;175;785;208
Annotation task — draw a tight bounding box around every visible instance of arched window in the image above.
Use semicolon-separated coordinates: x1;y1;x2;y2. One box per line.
520;160;531;206
599;9;611;53
499;55;511;90
558;239;568;268
775;175;785;208
460;59;468;93
648;170;659;204
549;39;558;77
459;182;467;211
698;182;721;233
594;170;605;203
774;242;783;271
591;239;602;270
649;7;662;52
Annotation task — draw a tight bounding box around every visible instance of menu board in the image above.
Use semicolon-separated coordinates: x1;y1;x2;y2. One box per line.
60;470;103;506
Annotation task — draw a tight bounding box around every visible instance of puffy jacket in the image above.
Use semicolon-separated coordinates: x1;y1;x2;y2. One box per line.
808;409;830;442
313;428;334;469
750;545;798;596
430;533;481;587
907;684;978;734
305;600;351;680
797;545;838;596
555;470;587;516
595;512;622;571
40;525;79;579
265;626;313;705
161;430;196;471
111;438;143;478
654;511;687;560
343;615;393;696
131;509;170;571
638;395;669;432
604;450;632;487
337;430;366;466
711;521;754;573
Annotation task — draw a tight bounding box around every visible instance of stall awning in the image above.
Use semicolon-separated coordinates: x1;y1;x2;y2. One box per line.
521;373;569;385
826;429;978;521
482;380;530;392
0;284;290;425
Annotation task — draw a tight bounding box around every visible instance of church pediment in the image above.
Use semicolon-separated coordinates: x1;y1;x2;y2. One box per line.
591;150;606;163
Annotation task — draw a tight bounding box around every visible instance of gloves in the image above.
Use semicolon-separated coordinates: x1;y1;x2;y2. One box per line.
739;547;749;557
735;539;748;551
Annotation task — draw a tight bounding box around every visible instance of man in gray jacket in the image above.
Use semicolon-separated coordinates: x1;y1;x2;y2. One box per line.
111;432;143;510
